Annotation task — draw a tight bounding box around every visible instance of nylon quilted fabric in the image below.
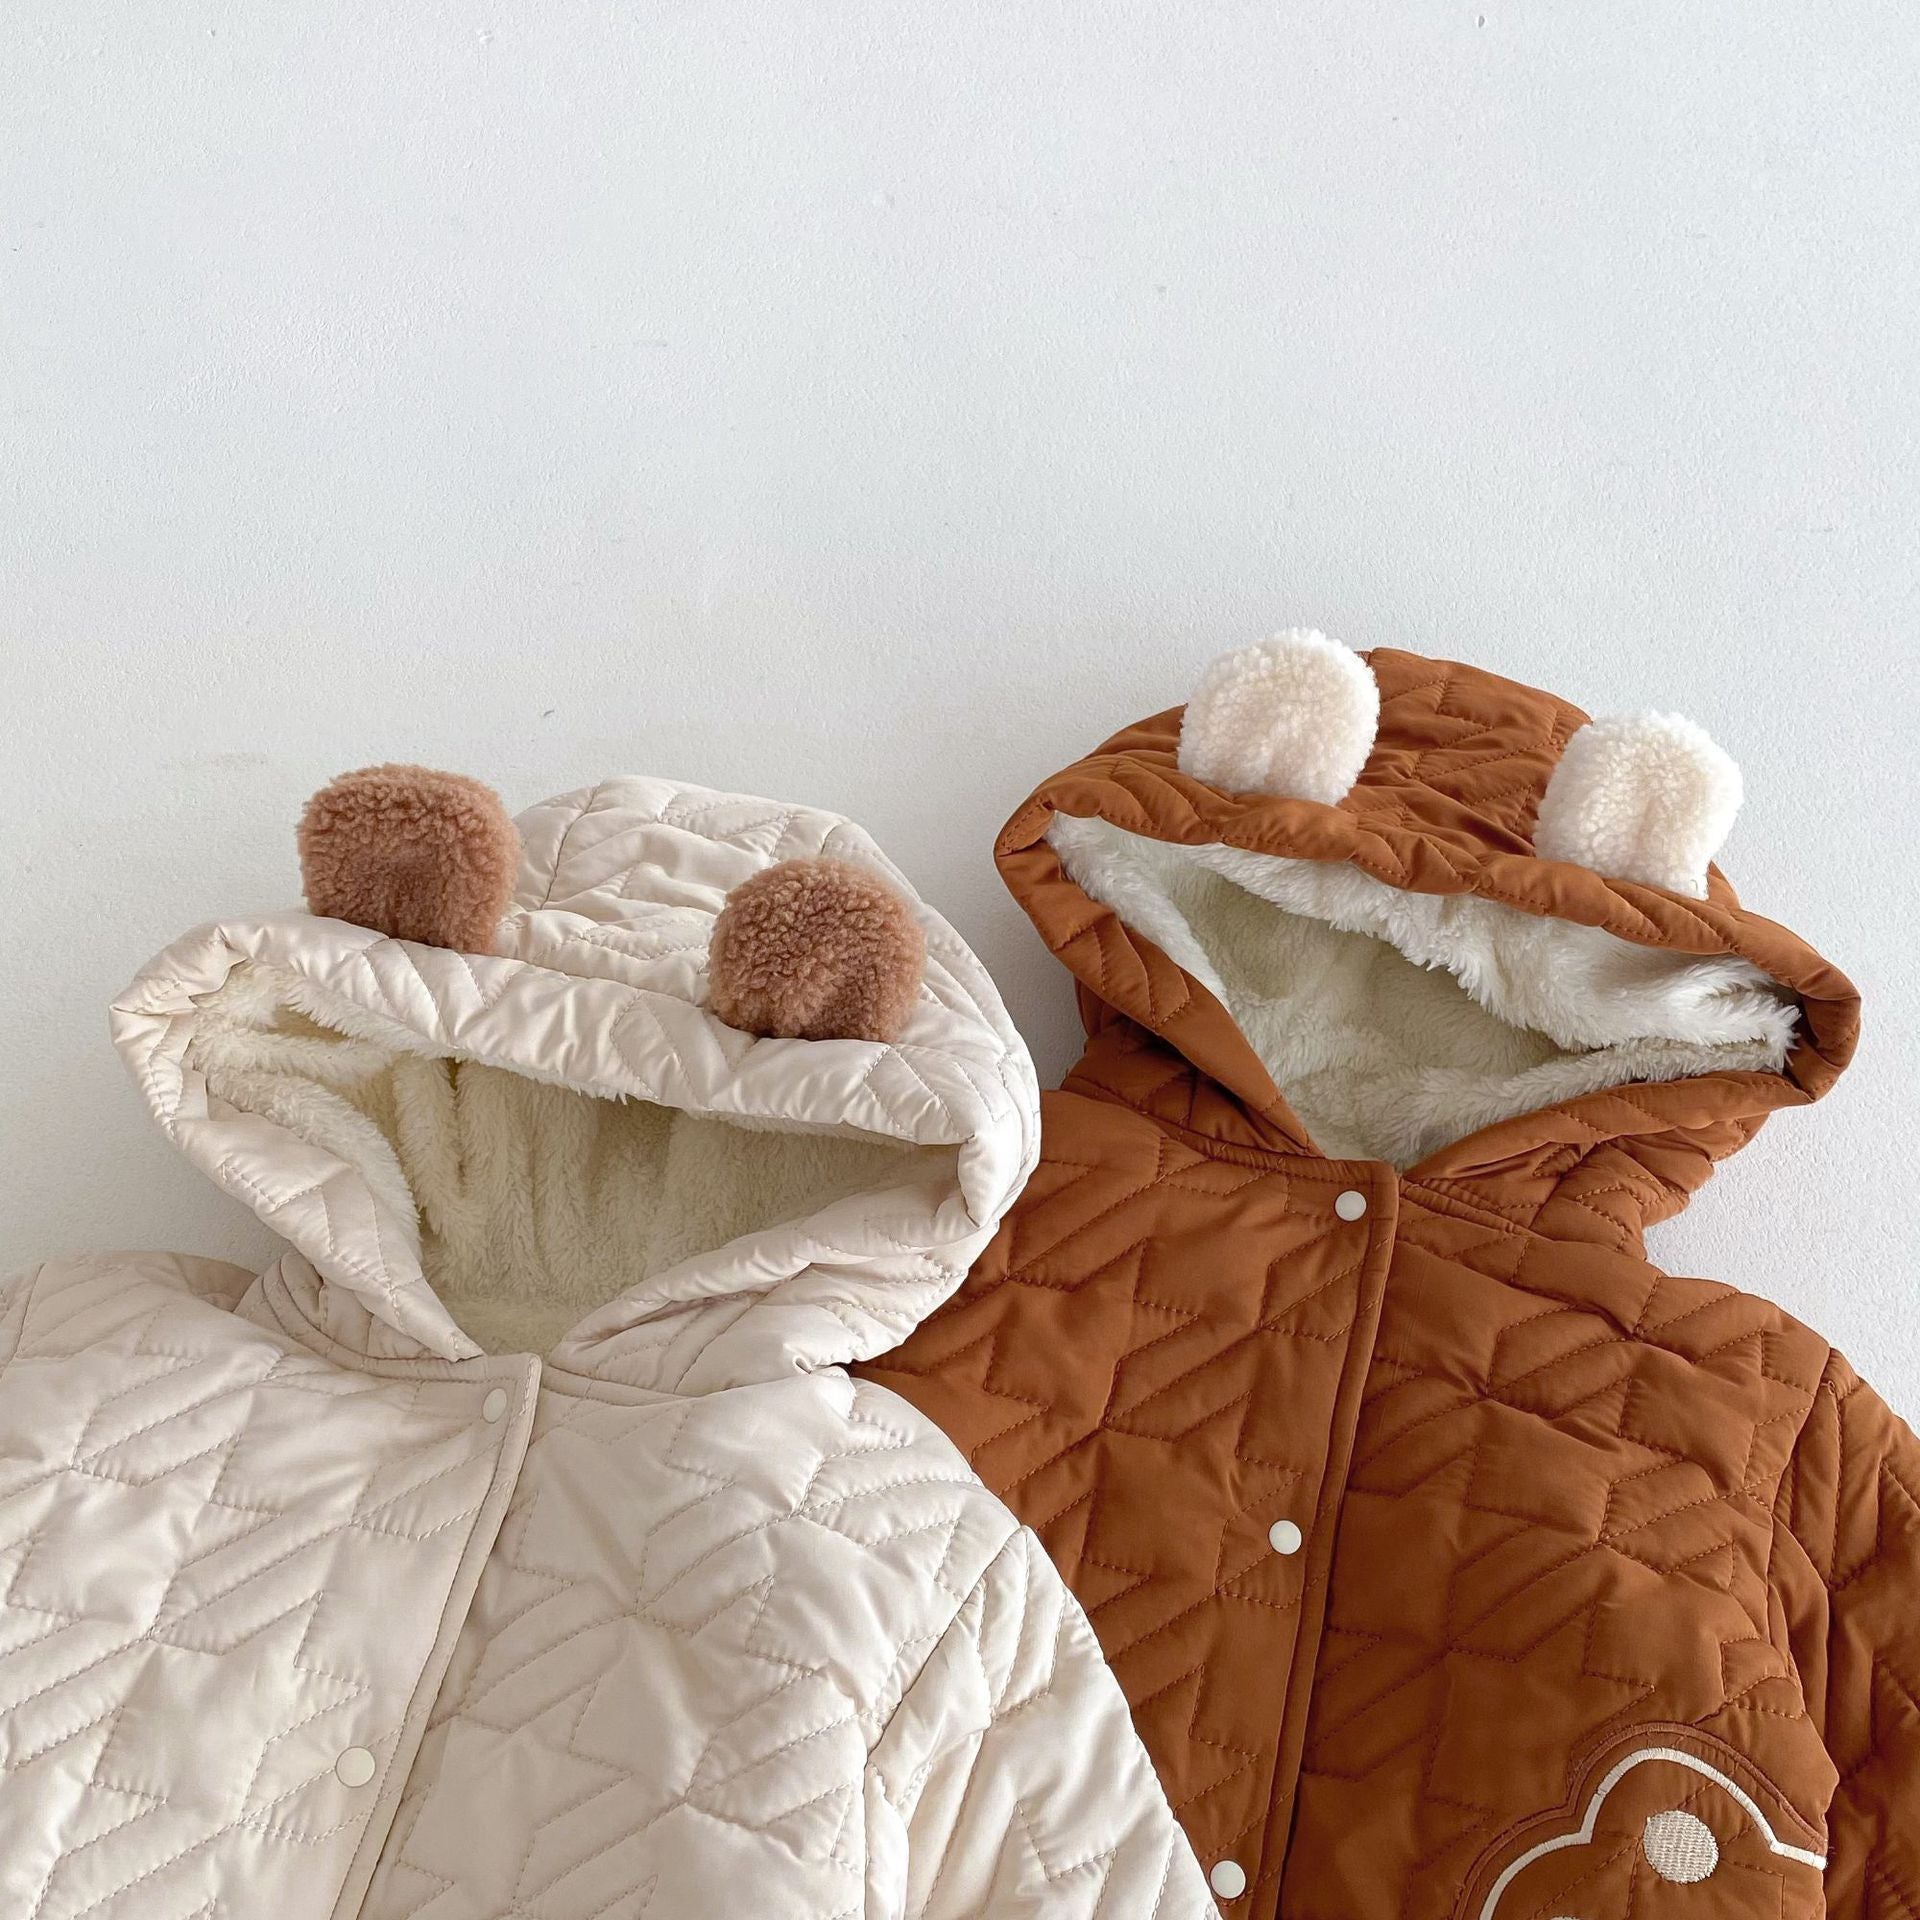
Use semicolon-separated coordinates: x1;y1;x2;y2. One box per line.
859;651;1919;1918
0;778;1215;1920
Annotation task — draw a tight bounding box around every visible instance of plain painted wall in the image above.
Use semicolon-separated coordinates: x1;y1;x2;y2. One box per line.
3;4;1916;1409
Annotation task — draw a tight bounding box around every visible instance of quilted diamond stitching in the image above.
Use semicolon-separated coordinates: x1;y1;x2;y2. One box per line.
360;1360;1212;1920
861;1059;1870;1920
0;1259;505;1920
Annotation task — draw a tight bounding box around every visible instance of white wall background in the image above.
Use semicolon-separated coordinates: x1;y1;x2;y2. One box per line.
3;4;1916;1408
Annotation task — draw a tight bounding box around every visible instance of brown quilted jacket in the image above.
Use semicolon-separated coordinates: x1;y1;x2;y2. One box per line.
860;648;1916;1918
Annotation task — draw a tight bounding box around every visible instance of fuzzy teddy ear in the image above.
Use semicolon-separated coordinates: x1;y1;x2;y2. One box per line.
708;857;925;1043
1178;630;1381;804
298;764;521;952
1534;712;1742;899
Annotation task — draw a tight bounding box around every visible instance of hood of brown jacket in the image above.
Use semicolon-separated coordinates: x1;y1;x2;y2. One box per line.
994;647;1857;1215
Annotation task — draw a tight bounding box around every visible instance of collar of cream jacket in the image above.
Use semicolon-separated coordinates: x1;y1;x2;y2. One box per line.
112;776;1038;1386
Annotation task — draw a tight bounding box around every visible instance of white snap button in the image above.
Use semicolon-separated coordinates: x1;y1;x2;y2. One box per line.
482;1388;509;1424
334;1747;376;1788
1642;1808;1718;1883
1268;1519;1303;1556
1334;1189;1368;1221
1209;1860;1248;1899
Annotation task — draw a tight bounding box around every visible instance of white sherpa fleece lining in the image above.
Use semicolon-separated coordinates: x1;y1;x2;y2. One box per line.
1048;816;1798;1168
190;964;933;1354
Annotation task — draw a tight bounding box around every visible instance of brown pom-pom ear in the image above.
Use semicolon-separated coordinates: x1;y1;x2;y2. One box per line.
708;857;925;1043
298;764;520;953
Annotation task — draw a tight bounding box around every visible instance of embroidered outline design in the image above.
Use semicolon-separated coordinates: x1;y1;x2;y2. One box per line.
1477;1745;1826;1919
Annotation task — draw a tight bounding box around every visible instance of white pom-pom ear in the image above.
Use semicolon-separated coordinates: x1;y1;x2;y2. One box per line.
1534;712;1742;898
1178;630;1381;805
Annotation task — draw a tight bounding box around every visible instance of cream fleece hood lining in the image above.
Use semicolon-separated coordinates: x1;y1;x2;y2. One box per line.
188;960;943;1361
1047;814;1798;1168
113;779;1037;1386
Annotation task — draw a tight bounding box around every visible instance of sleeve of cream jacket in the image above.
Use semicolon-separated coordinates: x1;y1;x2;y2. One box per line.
1777;1349;1920;1914
868;1527;1217;1919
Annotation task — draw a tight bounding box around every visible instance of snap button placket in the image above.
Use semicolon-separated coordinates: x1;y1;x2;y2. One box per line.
1334;1189;1368;1221
335;1747;376;1788
1268;1519;1303;1556
482;1387;510;1424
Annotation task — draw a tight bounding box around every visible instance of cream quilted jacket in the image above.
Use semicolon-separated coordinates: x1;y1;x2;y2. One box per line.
0;779;1213;1920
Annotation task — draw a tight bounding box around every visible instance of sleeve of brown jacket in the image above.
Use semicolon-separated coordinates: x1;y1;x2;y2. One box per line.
1776;1348;1920;1916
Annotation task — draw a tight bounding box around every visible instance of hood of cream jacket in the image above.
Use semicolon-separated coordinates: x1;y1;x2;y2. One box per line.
0;777;1213;1920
